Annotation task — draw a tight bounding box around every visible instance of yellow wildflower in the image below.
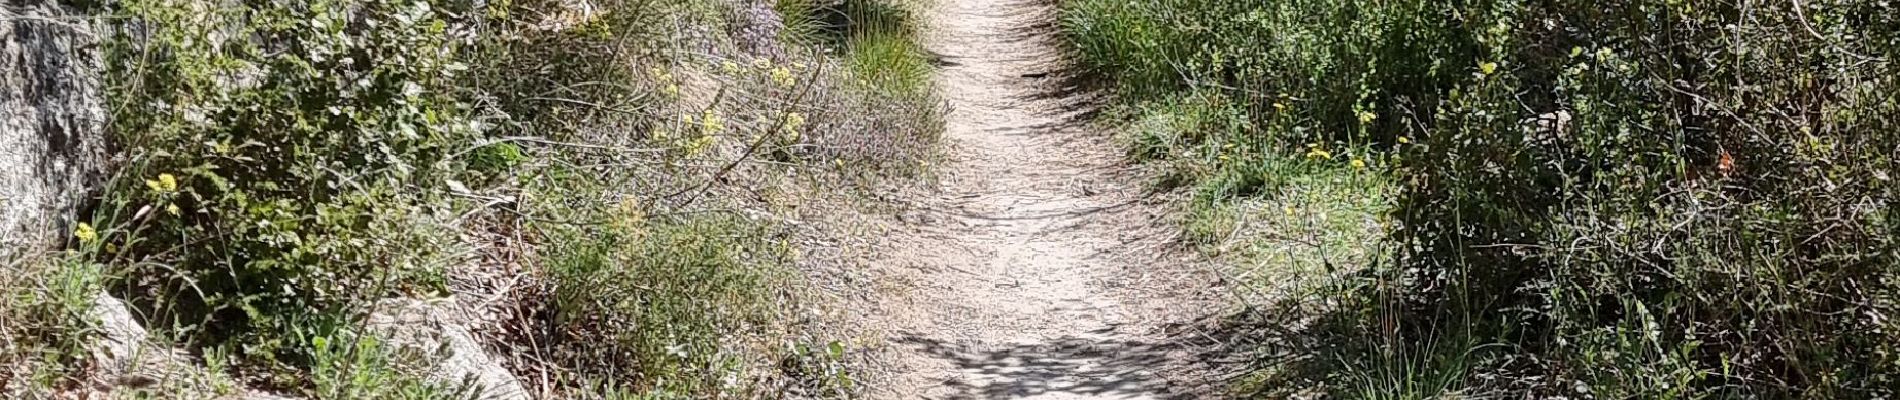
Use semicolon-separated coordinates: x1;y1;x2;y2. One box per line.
771;67;796;88
1479;61;1498;75
1357;110;1377;124
1283;205;1296;216
74;223;97;243
166;203;181;216
700;110;724;133
784;112;806;129
685;135;715;157
721;61;740;74
782;112;807;142
1398;136;1412;144
145;173;179;194
662;83;680;98
1305;148;1333;160
1351;159;1367;169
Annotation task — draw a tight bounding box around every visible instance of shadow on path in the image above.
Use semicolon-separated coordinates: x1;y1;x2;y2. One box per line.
895;333;1201;399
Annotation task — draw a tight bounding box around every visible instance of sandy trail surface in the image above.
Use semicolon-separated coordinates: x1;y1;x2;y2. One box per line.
855;0;1224;398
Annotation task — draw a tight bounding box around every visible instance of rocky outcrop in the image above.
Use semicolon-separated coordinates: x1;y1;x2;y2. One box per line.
87;293;297;400
0;0;108;255
366;298;529;400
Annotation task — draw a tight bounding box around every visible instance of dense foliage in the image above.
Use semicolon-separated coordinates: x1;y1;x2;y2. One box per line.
1063;0;1900;397
101;0;485;367
32;0;938;396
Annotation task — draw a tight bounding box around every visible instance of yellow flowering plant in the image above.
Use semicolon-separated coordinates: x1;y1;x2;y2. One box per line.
146;173;179;194
699;110;724;134
74;223;98;243
771;67;796;88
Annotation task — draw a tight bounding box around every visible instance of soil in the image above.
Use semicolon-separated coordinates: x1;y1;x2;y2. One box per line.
852;0;1226;398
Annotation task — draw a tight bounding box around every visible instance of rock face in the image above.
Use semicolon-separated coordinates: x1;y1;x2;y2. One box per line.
88;293;205;390
1;0;108;255
88;293;296;400
367;298;529;400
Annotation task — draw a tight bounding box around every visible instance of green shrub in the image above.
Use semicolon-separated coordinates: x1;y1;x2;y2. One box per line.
1387;2;1900;396
57;0;932;395
1063;0;1900;397
98;0;486;370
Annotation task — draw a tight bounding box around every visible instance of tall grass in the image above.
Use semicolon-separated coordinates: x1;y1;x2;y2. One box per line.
0;254;103;395
779;0;934;97
1062;0;1900;397
844;33;932;97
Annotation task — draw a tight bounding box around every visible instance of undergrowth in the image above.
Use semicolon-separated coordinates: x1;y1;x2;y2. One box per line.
3;0;939;397
99;0;481;381
1063;0;1900;398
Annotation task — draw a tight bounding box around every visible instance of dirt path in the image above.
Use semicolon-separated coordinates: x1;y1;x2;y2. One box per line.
858;0;1221;398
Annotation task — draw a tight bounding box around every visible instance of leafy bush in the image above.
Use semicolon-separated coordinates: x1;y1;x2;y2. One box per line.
1063;0;1900;397
99;0;486;369
1391;3;1900;396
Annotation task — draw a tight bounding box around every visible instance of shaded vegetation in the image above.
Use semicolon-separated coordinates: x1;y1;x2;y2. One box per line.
1062;0;1900;397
